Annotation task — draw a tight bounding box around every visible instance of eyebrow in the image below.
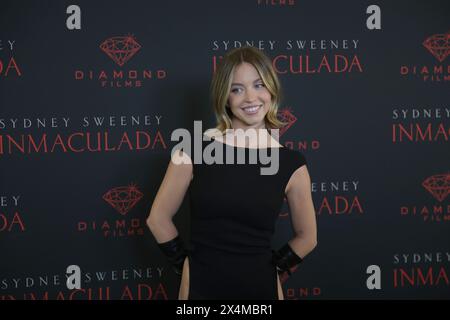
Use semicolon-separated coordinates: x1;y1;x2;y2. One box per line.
231;78;262;86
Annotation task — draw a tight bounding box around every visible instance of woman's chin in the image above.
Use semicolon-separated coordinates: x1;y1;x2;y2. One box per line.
231;113;267;129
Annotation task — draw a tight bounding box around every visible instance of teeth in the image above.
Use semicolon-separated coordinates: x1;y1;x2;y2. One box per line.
243;105;262;112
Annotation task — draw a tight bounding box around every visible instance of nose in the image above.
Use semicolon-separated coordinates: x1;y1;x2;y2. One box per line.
245;87;258;102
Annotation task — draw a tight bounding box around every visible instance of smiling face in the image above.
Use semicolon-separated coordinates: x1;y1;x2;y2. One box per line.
227;62;272;130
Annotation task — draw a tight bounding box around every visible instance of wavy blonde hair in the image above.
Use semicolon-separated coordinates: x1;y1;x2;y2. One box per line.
210;46;286;135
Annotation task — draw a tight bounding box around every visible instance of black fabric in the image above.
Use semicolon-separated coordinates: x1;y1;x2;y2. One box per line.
272;243;304;276
186;136;307;299
158;235;188;275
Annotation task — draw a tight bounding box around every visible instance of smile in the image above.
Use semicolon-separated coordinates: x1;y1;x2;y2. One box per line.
242;104;262;115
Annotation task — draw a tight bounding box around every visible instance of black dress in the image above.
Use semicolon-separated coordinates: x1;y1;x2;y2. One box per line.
185;136;307;299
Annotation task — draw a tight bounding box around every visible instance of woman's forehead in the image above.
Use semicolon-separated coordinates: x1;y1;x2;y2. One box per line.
231;63;261;84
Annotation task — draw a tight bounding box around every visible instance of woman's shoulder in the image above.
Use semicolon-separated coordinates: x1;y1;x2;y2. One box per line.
203;128;223;140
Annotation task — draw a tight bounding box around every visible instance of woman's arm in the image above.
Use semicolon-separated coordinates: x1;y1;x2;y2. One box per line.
284;165;318;258
146;149;193;243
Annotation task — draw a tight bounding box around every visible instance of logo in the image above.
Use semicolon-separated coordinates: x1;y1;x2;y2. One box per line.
275;108;318;152
99;36;142;66
277;108;297;137
400;32;449;82
400;173;450;222
423;33;449;62
422;174;449;202
77;183;146;237
74;35;167;88
103;183;144;216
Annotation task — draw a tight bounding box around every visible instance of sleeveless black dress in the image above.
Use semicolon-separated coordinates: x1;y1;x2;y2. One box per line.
185;136;307;300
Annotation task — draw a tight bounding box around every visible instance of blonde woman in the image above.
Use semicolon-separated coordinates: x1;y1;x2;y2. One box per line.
147;46;317;300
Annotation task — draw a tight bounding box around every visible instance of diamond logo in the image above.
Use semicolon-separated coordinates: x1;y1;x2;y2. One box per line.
422;173;449;202
277;108;298;137
102;183;144;215
422;33;449;62
99;35;141;66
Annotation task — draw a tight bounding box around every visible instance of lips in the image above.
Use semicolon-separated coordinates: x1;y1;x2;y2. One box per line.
242;104;262;115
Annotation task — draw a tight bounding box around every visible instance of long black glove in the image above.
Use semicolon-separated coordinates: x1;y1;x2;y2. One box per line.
272;243;303;277
157;235;188;275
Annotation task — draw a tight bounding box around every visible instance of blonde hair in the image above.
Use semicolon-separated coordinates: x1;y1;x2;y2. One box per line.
210;46;286;134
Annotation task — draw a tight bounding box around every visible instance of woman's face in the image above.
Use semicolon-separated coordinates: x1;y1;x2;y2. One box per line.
227;62;272;130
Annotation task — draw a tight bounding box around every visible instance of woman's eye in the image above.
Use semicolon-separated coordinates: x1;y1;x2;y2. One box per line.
231;84;264;93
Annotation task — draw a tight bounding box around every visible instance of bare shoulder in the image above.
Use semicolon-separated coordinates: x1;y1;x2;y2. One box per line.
285;163;310;196
204;128;223;140
170;149;193;165
168;149;193;181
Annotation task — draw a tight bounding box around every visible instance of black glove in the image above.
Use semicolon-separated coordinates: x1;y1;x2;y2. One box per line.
272;243;303;277
157;235;188;275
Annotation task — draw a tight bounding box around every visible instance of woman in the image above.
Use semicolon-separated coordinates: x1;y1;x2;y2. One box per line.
147;46;317;300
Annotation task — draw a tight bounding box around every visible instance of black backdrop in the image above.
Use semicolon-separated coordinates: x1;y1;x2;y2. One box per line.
0;0;449;300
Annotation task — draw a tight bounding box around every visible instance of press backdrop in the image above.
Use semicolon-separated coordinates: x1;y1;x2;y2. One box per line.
0;0;449;300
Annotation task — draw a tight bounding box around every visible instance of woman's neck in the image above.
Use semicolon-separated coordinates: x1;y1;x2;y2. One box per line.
222;126;281;148
230;117;266;131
